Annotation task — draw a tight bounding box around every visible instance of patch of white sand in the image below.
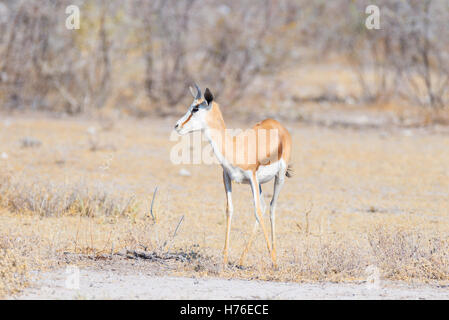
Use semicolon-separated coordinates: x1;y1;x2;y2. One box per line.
14;269;449;300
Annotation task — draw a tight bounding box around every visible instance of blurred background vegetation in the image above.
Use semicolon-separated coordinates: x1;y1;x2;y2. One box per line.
0;0;448;120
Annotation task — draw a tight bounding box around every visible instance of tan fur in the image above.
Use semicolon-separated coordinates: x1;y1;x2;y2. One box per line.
205;102;292;172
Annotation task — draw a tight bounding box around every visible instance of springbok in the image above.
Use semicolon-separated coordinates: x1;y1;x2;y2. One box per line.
174;84;292;268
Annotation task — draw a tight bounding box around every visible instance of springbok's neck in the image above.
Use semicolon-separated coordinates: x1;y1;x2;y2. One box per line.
204;102;232;167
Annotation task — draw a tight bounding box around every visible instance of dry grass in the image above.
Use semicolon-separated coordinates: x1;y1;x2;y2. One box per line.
0;177;138;217
0;115;449;297
0;236;29;295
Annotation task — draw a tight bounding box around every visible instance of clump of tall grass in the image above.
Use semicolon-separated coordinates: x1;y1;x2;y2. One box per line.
0;176;139;217
368;225;449;281
0;236;29;297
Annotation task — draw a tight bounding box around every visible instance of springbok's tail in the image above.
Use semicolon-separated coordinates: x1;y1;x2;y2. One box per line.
286;164;294;178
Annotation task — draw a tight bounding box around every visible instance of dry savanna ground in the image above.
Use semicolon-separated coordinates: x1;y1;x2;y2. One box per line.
1;114;449;297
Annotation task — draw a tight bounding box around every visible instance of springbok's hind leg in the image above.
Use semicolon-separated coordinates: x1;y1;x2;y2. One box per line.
239;184;266;265
270;173;285;262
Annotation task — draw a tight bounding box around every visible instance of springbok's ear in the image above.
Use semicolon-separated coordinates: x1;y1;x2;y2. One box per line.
204;88;214;105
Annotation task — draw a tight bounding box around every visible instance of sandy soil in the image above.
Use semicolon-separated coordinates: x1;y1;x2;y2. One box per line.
14;266;449;300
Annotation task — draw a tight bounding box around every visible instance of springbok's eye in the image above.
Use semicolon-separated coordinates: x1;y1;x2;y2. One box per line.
192;105;199;113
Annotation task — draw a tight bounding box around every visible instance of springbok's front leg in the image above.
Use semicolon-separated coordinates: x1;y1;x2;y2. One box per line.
248;173;277;267
222;171;233;266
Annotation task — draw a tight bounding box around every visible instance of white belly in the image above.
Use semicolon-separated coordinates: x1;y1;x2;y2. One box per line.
257;161;281;184
223;160;284;184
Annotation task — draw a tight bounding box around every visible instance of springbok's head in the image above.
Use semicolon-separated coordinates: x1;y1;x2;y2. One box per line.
174;84;214;135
